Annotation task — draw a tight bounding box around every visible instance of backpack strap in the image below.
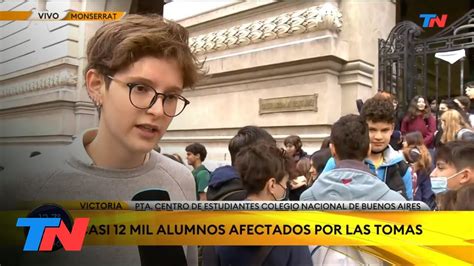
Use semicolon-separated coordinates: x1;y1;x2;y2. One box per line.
397;160;409;178
310;246;321;256
217;189;246;201
456;128;472;140
385;161;409;199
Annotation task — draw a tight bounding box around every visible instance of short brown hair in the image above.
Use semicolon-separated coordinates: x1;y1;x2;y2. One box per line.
435;140;474;171
235;142;295;195
455;95;471;110
228;126;276;165
374;91;395;102
296;157;311;182
361;97;395;124
331;114;370;161
402;132;431;174
185;143;207;162
85;14;204;88
284;135;302;151
437;184;474;210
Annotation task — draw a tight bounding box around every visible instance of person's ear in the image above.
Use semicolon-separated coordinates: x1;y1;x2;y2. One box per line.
266;177;277;194
86;69;106;108
459;168;472;185
329;143;338;160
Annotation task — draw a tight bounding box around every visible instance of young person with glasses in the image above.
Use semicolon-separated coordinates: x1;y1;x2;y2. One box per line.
2;14;203;265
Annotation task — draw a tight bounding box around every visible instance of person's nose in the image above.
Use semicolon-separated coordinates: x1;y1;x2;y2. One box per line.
374;131;383;140
430;168;439;177
146;97;165;117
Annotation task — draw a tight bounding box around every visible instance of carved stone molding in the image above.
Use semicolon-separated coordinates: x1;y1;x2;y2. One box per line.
189;3;343;55
0;69;78;98
0;100;75;117
74;101;97;116
161;133;329;143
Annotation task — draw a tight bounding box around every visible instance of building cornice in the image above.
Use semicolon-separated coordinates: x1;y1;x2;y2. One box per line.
0;68;77;98
189;3;342;55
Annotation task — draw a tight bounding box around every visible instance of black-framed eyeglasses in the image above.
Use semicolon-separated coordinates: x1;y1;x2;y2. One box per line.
106;75;190;117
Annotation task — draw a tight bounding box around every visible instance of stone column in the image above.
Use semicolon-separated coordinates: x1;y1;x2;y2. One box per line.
339;61;375;115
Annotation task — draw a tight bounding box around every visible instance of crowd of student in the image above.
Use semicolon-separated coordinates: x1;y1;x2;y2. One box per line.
181;91;474;205
1;13;473;266
170;91;474;265
192;92;474;265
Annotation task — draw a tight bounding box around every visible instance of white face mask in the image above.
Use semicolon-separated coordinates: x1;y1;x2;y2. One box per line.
431;170;465;194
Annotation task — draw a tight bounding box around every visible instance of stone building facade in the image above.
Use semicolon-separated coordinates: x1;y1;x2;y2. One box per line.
0;0;396;168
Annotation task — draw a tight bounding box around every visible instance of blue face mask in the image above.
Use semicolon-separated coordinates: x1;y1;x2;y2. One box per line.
431;170;465;194
431;177;448;194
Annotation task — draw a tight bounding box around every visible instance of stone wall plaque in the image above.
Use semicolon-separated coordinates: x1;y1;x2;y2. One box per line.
259;94;318;114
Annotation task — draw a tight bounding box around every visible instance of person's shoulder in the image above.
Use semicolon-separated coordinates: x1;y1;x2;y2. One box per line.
321;157;336;173
270;246;311;264
299;187;314;201
4;145;70;179
154;151;192;178
382;146;405;165
469;114;474;124
335;168;377;181
288;245;311;257
383;189;407;201
153;152;195;198
1;146;71;208
197;166;211;177
458;128;474;140
271;245;310;254
318;167;350;182
299;170;335;200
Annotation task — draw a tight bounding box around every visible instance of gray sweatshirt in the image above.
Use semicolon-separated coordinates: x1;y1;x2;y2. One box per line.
300;160;406;201
1;129;197;266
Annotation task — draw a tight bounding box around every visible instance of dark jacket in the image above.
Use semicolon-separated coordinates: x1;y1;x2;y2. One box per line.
414;169;437;210
394;107;405;131
203;246;312;266
289;184;307;201
206;165;246;201
293;149;309;163
434;126;443;148
401;114;437;148
390;130;403;151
